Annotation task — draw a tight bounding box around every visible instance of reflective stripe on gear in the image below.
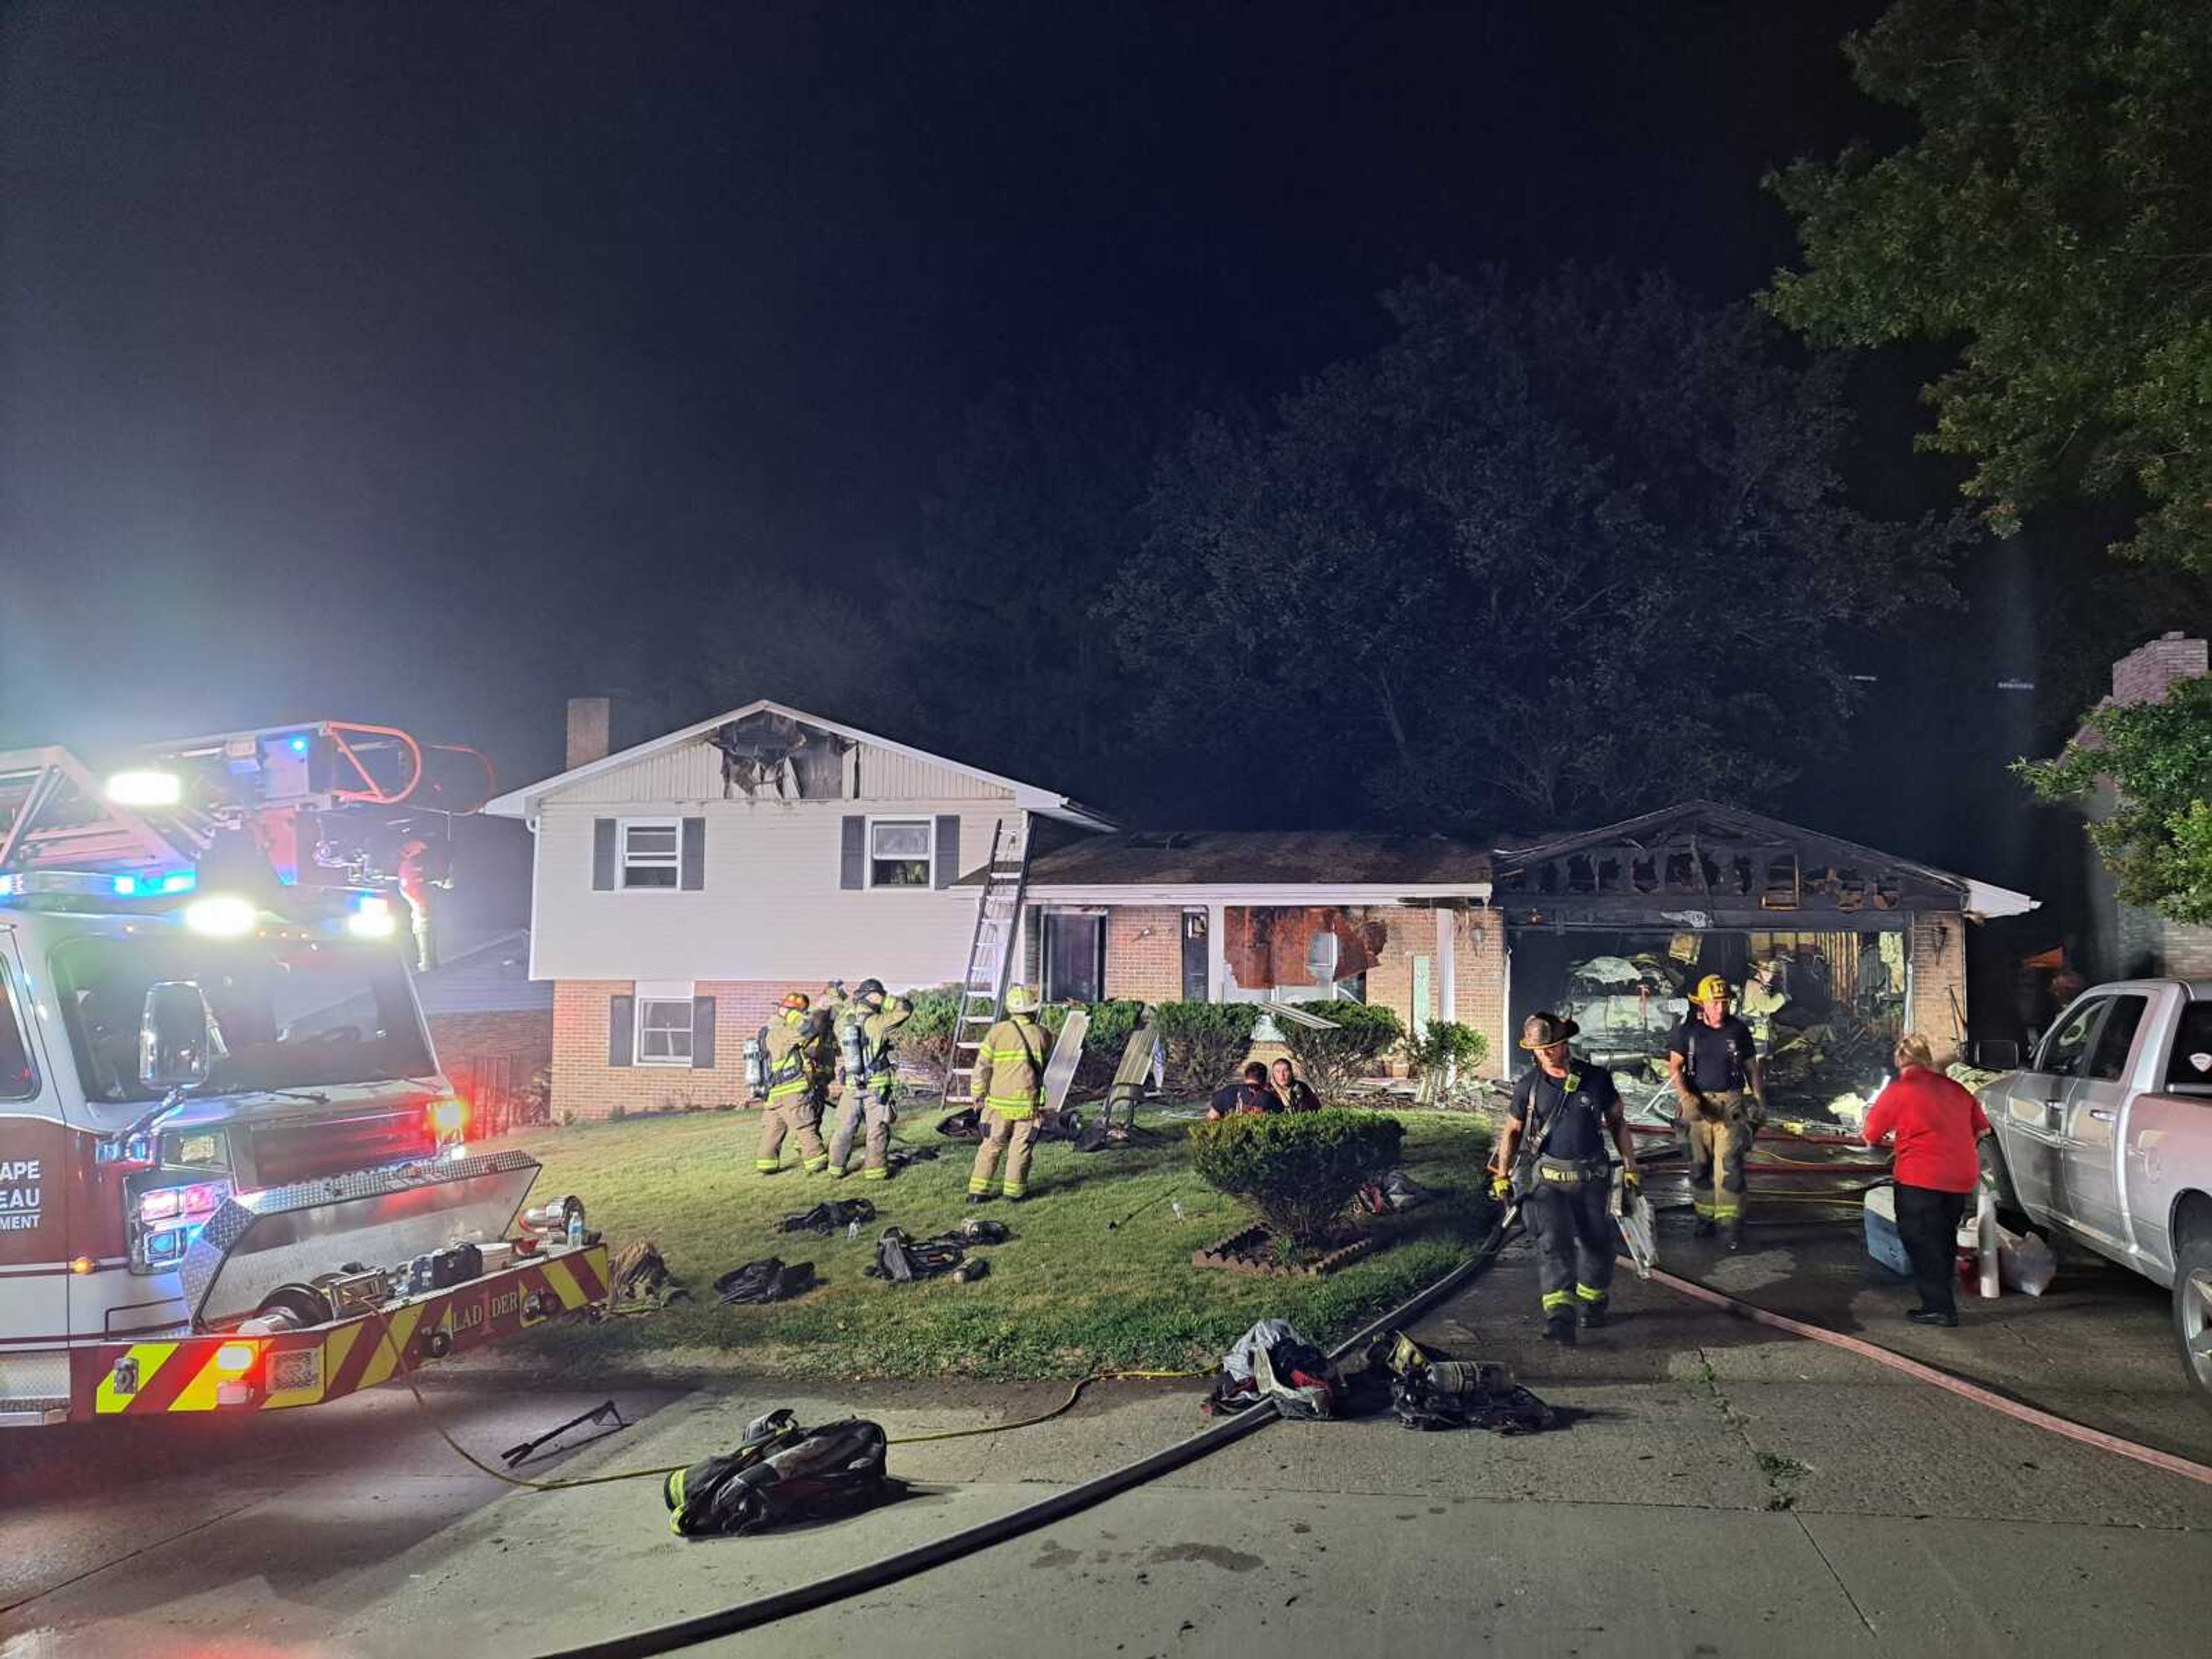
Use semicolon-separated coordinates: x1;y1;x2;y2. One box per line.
755;1160;782;1173
862;1167;889;1181
1541;1290;1573;1310
967;1179;992;1195
802;1154;829;1172
1575;1284;1607;1302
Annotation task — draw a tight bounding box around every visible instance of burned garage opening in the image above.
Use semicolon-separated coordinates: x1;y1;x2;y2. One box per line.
1491;802;2034;1120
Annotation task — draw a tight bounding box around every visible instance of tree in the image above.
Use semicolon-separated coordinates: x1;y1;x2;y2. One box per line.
1106;267;1963;829
1764;1;2212;569
2018;676;2212;923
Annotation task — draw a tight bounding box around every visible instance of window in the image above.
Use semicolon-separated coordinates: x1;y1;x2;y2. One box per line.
635;998;695;1066
0;961;36;1100
868;818;933;888
1042;912;1105;1004
2033;997;2107;1078
2165;1001;2212;1092
2085;995;2149;1082
620;819;682;889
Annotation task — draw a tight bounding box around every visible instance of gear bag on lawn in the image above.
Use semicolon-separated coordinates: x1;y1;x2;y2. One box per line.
713;1257;819;1305
778;1198;877;1236
663;1410;906;1537
864;1226;965;1283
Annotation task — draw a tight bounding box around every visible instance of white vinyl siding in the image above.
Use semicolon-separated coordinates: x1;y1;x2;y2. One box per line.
619;819;682;889
531;798;1020;986
867;817;934;888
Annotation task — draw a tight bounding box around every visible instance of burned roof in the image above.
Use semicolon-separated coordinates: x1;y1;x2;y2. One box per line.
1011;830;1493;889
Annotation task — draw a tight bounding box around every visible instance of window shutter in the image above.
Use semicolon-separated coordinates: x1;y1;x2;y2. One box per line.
608;994;635;1066
691;995;717;1069
592;819;617;891
680;817;706;890
840;815;866;890
934;815;960;889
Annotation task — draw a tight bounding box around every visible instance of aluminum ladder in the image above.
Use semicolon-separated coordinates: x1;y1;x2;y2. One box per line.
942;816;1031;1105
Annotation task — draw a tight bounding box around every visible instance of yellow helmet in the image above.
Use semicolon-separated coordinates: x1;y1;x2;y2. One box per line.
1003;984;1039;1014
1692;974;1730;1005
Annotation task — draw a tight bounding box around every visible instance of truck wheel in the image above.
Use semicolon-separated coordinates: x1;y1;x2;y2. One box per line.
2173;1234;2212;1404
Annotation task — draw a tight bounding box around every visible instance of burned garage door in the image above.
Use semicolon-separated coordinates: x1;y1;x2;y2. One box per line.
1508;927;1907;1118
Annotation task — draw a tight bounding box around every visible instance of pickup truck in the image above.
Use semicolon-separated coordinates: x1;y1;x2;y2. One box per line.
1978;979;2212;1400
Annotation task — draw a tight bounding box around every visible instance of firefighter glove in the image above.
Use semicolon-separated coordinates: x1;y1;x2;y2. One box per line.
1489;1174;1512;1202
1622;1168;1641;1192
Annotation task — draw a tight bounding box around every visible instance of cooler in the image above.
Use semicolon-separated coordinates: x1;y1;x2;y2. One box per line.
1862;1186;1910;1278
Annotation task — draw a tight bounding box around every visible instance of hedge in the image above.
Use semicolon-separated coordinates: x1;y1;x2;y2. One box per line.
1187;1108;1406;1243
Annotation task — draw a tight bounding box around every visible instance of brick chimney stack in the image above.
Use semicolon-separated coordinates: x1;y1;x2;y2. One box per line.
566;696;612;769
2110;631;2207;707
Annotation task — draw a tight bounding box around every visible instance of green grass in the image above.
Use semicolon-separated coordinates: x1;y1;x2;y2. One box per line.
493;1105;1493;1381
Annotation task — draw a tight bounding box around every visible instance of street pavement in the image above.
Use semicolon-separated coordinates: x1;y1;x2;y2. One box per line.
5;1217;2209;1659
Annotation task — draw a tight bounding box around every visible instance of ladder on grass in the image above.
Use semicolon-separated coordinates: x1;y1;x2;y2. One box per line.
942;816;1032;1105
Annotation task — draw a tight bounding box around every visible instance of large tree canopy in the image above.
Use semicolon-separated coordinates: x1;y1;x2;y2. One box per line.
1106;268;1963;830
1764;0;2212;569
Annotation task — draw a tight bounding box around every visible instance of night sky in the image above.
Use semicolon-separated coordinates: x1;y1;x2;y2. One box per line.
1;1;2104;922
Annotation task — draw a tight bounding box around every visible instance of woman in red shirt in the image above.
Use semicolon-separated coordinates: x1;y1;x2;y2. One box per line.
1862;1033;1993;1327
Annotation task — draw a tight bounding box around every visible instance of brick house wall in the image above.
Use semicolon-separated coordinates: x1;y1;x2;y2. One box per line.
1453;911;1510;1078
427;1010;554;1076
1906;914;1969;1060
1103;907;1185;1002
551;978;819;1122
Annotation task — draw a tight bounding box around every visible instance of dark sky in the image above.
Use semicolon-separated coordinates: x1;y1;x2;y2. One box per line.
3;0;1900;779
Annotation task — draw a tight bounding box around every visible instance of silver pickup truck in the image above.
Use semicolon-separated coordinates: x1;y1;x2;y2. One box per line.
1979;979;2212;1400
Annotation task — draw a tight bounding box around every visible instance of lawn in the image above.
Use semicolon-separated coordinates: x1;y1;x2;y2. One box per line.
492;1105;1494;1381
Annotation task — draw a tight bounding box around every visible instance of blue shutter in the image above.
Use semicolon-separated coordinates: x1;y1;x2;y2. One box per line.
691;995;717;1069
934;815;960;889
840;816;866;889
608;995;634;1066
592;820;617;890
680;817;706;890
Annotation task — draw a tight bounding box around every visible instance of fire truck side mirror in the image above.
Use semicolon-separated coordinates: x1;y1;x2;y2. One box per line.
140;981;215;1092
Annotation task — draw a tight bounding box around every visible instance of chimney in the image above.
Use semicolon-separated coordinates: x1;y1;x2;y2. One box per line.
566;697;612;770
2111;631;2209;707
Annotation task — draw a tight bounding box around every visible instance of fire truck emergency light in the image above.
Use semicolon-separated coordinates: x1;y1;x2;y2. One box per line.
184;895;257;937
347;895;397;939
106;770;183;806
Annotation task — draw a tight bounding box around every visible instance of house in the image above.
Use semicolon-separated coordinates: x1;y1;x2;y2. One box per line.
412;928;554;1133
490;700;2035;1120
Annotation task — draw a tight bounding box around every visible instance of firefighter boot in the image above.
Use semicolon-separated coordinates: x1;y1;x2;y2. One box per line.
1543;1315;1578;1346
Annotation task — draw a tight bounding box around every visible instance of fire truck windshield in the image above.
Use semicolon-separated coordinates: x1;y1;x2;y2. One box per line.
50;932;435;1104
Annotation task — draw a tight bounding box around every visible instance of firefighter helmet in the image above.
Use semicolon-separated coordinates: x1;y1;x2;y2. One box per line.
1003;984;1039;1014
854;977;886;1005
1692;974;1730;1005
780;991;812;1013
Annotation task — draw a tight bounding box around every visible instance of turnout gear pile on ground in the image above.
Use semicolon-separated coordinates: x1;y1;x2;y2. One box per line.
1202;1319;1347;1419
1356;1168;1438;1215
662;1410;905;1538
757;998;831;1175
713;1257;819;1305
967;991;1051;1202
863;1217;1013;1283
777;1198;876;1237
829;990;912;1181
1369;1331;1558;1435
609;1239;691;1308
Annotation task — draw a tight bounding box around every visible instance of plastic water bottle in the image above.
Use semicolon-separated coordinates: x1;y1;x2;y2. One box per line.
847;1218;861;1241
566;1210;585;1249
1170;1200;1184;1220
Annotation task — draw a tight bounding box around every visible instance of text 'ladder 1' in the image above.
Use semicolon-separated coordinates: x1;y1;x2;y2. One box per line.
943;816;1031;1105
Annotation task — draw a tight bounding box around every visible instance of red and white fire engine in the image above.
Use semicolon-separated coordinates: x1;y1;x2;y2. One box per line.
0;723;606;1429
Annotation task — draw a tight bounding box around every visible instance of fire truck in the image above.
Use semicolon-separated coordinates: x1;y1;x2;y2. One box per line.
0;723;607;1429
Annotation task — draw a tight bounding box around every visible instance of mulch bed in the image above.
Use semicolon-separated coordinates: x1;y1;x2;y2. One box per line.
1192;1224;1380;1278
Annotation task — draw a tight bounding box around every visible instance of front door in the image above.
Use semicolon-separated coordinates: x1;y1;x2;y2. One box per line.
1041;912;1104;1005
2060;991;2150;1249
1181;910;1210;1003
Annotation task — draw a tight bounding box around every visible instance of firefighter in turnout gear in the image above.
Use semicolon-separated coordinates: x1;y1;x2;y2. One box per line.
1666;974;1764;1247
829;980;912;1180
965;984;1051;1204
1492;1012;1642;1345
756;993;831;1175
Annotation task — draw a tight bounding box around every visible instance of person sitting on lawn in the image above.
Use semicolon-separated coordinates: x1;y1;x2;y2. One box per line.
1269;1058;1322;1113
1207;1061;1277;1120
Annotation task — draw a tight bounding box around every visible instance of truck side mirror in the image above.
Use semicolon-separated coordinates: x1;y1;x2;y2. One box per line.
140;981;216;1092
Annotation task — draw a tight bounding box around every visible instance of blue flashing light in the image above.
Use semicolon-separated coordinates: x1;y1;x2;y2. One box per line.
289;735;310;755
111;870;197;897
146;1228;185;1262
161;871;196;894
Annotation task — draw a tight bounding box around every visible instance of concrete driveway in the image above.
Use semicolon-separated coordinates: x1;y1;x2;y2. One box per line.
5;1219;2208;1659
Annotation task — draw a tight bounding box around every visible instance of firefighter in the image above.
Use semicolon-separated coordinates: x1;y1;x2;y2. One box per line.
828;980;912;1180
1667;973;1764;1247
1491;1012;1642;1344
756;993;830;1175
965;984;1051;1205
396;836;451;973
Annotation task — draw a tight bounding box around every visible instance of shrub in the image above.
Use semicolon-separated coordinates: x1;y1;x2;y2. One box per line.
1188;1108;1405;1243
899;984;963;1082
1282;1001;1404;1104
1152;1001;1262;1094
1400;1020;1490;1105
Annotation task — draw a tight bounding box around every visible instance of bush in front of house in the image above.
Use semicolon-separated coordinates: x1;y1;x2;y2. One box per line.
899;984;963;1083
1188;1108;1405;1244
1152;1001;1263;1094
1282;1001;1405;1104
1400;1020;1489;1104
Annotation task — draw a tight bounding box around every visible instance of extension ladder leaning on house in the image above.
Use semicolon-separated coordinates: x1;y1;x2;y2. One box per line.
941;817;1032;1107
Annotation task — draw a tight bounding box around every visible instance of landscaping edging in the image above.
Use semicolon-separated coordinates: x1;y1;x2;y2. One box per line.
1191;1224;1380;1278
